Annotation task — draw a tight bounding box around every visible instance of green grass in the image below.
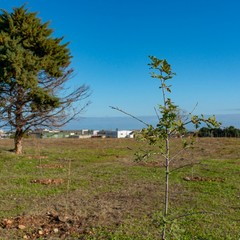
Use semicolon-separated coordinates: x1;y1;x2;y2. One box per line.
0;138;240;239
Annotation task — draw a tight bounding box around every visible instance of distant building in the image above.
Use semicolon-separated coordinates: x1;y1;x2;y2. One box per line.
97;130;117;138
29;128;135;139
0;129;11;139
117;130;134;138
97;129;134;138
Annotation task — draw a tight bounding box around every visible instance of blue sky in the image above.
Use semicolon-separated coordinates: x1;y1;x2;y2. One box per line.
2;0;240;119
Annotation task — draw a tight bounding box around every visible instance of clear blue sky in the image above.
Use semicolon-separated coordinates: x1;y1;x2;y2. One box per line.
2;0;240;118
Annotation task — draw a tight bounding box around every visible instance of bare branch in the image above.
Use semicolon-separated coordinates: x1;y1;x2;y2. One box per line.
109;106;150;127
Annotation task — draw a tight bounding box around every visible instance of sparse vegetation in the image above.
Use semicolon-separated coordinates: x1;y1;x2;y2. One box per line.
0;137;239;239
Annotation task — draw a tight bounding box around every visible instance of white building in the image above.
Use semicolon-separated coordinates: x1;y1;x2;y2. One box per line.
117;130;134;138
97;129;134;138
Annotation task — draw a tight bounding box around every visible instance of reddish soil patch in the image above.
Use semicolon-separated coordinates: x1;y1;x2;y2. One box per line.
138;161;162;167
30;178;64;185
0;212;89;239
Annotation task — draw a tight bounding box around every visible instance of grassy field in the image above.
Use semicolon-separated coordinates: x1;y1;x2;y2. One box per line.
0;137;240;239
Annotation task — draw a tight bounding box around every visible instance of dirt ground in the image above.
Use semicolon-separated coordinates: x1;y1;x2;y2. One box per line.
0;182;162;239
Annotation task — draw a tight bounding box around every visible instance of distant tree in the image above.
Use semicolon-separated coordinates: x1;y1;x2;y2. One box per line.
198;126;240;138
198;127;212;137
0;6;90;154
225;126;239;137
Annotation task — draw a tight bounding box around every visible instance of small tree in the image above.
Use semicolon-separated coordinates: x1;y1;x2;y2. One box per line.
112;56;220;239
0;6;90;154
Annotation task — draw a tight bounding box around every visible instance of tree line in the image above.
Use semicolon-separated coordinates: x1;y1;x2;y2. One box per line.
198;126;240;138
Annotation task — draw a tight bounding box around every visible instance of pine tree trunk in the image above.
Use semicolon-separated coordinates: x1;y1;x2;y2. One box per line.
14;130;23;155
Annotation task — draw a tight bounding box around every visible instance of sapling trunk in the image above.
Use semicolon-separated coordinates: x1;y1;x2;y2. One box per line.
162;136;170;240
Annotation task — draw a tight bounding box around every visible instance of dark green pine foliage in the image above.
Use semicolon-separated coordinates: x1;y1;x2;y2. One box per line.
0;6;90;154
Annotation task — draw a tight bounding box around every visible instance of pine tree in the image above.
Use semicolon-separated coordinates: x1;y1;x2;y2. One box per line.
0;5;90;154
